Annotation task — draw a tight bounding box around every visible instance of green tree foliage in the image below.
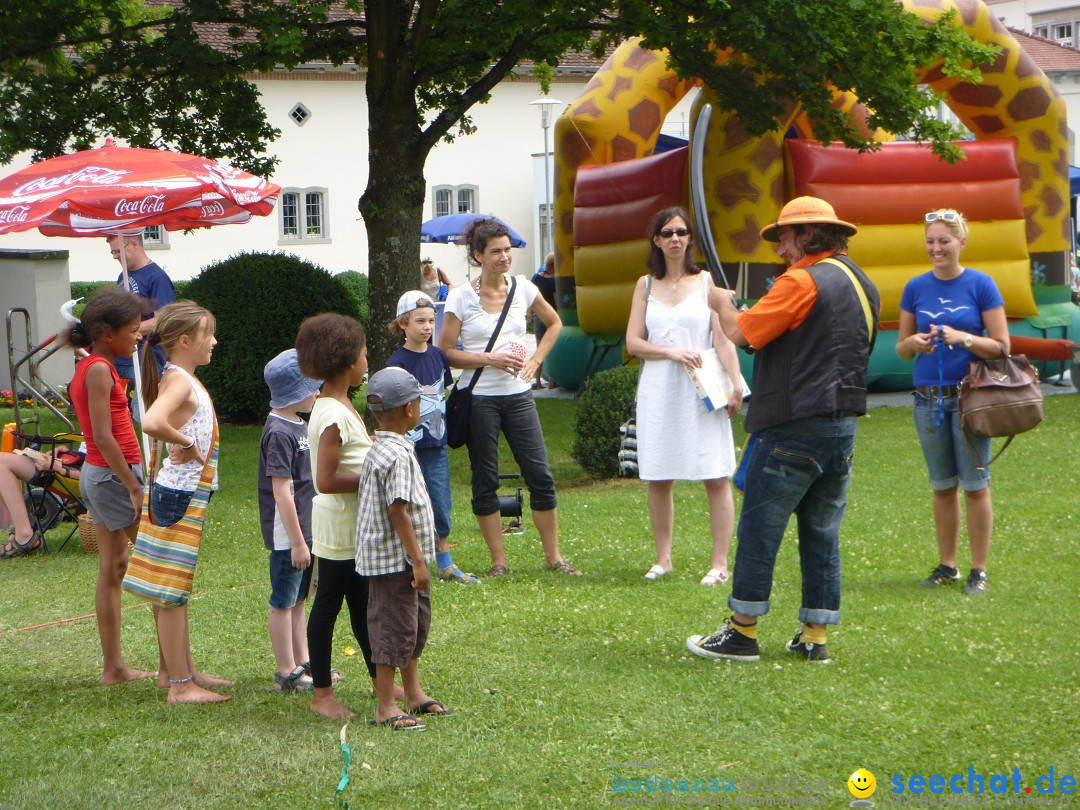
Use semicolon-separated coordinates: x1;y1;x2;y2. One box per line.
183;252;354;423
572;364;639;478
1;1;994;369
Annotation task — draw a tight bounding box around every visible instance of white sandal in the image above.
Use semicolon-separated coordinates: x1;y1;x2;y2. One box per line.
700;568;729;587
643;564;668;580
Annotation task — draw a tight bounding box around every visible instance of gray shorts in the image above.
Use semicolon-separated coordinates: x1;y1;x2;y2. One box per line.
80;463;144;531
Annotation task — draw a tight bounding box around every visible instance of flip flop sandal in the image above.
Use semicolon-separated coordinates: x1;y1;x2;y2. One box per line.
700;568;729;587
0;531;43;559
274;666;313;693
643;564;668;580
546;559;582;576
408;699;452;716
370;714;426;731
299;661;344;683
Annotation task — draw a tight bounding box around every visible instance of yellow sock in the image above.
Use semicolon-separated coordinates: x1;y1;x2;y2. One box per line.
730;617;757;639
799;624;827;645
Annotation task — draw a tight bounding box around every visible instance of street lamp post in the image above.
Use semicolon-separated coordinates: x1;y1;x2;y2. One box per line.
530;98;562;260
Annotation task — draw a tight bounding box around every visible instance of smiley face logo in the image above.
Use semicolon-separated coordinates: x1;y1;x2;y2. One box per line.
847;769;876;799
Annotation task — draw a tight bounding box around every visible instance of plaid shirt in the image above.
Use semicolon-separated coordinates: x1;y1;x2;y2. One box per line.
355;431;436;576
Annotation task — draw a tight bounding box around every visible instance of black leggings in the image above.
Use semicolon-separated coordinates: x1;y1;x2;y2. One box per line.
306;557;374;688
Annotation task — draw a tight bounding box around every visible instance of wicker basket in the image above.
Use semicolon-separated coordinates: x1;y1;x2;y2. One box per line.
78;513;134;555
78;513;100;554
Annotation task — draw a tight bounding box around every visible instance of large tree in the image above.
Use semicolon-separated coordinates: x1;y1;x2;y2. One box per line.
0;0;993;368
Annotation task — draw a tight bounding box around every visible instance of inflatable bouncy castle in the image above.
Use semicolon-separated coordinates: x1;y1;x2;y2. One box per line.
547;0;1080;390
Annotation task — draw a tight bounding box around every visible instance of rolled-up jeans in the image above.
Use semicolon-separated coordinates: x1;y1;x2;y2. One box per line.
728;415;857;626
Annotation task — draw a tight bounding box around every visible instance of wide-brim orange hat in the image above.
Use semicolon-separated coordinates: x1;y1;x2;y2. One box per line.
760;196;858;242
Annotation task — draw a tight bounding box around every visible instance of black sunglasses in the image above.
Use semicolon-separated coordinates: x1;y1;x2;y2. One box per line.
659;228;690;238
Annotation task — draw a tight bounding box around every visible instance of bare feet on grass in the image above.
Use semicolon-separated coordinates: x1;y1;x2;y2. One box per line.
168;682;231;704
101;667;156;685
311;688;355;719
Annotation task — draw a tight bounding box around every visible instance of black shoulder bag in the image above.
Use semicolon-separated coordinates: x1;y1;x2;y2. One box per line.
445;276;517;449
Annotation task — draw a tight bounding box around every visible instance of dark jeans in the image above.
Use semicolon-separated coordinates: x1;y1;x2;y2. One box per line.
306;557;373;687
728;415;857;626
467;391;557;515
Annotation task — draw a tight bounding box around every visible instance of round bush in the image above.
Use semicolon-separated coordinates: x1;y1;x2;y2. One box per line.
183;252;355;423
335;270;369;328
572;364;640;477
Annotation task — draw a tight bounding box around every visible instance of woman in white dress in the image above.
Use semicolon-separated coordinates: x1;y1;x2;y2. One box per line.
626;207;744;586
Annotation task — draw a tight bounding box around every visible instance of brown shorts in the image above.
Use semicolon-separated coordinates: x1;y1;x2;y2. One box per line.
367;568;430;670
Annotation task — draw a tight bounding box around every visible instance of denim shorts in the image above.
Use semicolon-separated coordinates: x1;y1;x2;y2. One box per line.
80;463;144;531
913;393;991;492
269;548;313;609
151;484;194;528
416;444;452;539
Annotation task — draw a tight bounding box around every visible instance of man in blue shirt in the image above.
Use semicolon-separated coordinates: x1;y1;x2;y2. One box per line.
108;231;175;382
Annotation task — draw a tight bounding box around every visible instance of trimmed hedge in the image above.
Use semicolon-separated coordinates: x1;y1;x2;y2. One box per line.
572;364;640;477
183;252;355;423
336;270;369;328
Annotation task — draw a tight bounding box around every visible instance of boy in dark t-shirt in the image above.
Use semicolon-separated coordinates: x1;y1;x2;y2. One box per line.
387;291;477;584
259;349;323;692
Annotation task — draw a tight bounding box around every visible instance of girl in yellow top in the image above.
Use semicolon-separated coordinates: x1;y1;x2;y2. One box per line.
296;313;373;719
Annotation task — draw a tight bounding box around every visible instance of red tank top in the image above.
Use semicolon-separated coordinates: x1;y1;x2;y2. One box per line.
70;354;141;467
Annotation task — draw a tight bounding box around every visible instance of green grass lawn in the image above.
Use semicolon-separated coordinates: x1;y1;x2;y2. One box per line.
0;396;1077;808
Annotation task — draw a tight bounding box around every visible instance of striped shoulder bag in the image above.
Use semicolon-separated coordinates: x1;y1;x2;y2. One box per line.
122;421;218;608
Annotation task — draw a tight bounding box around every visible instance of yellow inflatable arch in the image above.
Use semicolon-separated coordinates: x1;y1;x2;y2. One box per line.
549;0;1073;388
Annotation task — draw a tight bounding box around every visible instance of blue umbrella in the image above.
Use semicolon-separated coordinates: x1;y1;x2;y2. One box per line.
420;213;526;247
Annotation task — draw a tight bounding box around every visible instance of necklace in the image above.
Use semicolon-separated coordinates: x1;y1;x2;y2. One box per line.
668;272;685;290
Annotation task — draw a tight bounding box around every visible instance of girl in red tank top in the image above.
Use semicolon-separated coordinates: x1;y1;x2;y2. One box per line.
66;287;155;686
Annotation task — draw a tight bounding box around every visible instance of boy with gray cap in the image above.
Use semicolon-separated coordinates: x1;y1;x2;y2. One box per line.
357;367;447;730
259;349;322;692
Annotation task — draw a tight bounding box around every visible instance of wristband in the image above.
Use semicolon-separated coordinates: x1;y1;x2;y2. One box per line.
179;436;196;450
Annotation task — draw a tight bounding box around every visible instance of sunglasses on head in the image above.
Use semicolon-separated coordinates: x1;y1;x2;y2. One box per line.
924;211;960;224
659;228;690;238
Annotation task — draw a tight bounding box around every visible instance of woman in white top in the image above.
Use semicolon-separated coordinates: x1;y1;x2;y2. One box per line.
626;207;743;587
141;301;233;704
439;218;580;578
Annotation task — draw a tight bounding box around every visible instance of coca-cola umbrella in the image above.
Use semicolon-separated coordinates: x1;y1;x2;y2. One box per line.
0;138;280;453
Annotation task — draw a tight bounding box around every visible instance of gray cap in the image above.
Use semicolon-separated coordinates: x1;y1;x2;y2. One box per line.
366;367;422;412
264;349;322;409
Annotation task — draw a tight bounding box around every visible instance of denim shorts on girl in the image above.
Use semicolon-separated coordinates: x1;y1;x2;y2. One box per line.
269;549;313;609
80;463;144;531
913;392;991;492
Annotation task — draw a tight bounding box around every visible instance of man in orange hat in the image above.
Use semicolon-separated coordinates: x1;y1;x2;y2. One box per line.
687;196;880;665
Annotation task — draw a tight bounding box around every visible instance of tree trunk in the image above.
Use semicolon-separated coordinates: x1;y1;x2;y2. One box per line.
358;132;427;375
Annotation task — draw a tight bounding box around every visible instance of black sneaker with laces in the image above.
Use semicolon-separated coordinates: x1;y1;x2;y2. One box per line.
918;564;962;587
962;568;988;595
686;620;760;662
786;628;831;664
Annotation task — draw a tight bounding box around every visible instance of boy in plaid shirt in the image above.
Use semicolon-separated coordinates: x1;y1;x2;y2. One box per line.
357;367;448;730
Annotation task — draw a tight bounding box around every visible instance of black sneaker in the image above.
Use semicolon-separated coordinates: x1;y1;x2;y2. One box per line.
918;564;962;587
962;568;988;595
786;628;831;664
686;621;760;662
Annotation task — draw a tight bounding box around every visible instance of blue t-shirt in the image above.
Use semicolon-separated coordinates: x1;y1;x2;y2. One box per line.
114;260;176;378
899;268;1005;386
386;345;453;448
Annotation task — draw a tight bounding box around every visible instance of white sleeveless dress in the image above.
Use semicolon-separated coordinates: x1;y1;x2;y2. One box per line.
636;274;736;481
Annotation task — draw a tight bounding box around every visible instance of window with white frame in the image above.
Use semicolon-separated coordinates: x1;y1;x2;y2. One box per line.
1053;22;1074;45
142;224;169;249
431;184;479;217
279;187;330;244
1034;24;1049;38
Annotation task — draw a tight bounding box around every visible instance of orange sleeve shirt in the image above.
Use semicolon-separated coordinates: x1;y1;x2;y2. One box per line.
735;250;839;349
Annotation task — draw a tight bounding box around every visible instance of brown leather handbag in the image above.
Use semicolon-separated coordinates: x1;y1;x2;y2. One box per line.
958;344;1044;468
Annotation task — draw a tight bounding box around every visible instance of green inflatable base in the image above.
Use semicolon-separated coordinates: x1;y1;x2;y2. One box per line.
546;327;626;391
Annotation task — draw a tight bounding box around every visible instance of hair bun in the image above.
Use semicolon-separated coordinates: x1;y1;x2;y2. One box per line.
70;322;87;339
